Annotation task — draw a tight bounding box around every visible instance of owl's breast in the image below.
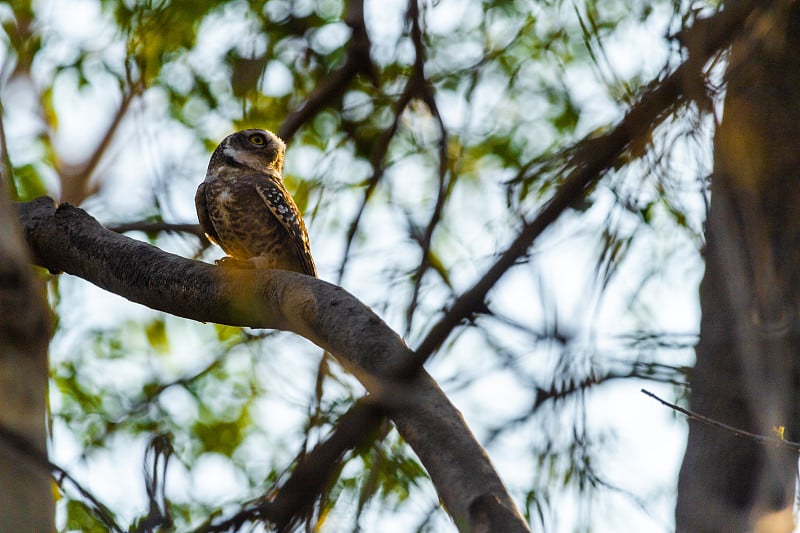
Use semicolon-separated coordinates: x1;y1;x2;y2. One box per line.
204;176;288;260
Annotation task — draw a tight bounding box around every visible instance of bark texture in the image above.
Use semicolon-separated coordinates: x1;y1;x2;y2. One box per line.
17;197;529;532
676;3;800;531
0;193;54;529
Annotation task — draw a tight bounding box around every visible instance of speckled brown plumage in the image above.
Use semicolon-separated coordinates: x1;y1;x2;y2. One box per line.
195;129;317;277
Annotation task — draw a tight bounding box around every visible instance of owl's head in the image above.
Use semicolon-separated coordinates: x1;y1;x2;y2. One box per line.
210;129;286;175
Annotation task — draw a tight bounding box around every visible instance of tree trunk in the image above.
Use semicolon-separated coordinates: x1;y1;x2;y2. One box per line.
0;186;54;528
676;2;800;531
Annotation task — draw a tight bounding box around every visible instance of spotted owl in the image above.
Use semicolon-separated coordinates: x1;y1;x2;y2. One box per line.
195;129;317;277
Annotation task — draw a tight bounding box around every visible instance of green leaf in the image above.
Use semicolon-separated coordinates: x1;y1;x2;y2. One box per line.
12;164;49;201
145;319;169;354
65;500;107;532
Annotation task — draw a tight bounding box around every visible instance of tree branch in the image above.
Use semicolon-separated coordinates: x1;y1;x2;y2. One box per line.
403;0;452;335
16;196;529;533
57;88;138;205
337;0;440;283
277;0;377;143
197;400;384;532
410;0;759;369
0;100;14;196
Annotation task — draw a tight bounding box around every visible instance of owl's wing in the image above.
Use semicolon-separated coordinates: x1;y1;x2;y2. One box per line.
254;179;318;277
195;182;222;246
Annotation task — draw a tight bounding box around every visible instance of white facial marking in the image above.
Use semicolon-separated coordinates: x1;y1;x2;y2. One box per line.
223;145;240;163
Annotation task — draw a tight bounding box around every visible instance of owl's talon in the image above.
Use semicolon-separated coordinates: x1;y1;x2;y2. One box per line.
216;257;255;269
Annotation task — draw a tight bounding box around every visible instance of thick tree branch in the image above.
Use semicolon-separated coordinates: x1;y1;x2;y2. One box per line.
16;197;529;533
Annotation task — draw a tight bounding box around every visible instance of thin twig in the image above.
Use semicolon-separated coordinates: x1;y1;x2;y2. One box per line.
337;0;438;283
403;0;452;335
58;88;138;204
641;389;800;451
336;80;415;283
107;221;207;242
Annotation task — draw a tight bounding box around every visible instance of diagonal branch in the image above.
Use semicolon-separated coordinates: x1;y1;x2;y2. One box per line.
409;0;759;370
196;400;384;532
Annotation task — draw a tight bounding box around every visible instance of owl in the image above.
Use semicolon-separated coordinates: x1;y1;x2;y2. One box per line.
195;129;317;277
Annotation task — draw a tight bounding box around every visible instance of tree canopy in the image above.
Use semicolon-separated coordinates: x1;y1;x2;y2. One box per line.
2;0;794;531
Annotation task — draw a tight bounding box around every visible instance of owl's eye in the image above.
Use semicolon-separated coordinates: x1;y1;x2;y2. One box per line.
249;134;266;146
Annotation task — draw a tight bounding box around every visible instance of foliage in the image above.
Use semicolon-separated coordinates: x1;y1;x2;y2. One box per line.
1;0;709;531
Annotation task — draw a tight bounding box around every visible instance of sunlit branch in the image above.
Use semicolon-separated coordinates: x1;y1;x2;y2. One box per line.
16;196;530;532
